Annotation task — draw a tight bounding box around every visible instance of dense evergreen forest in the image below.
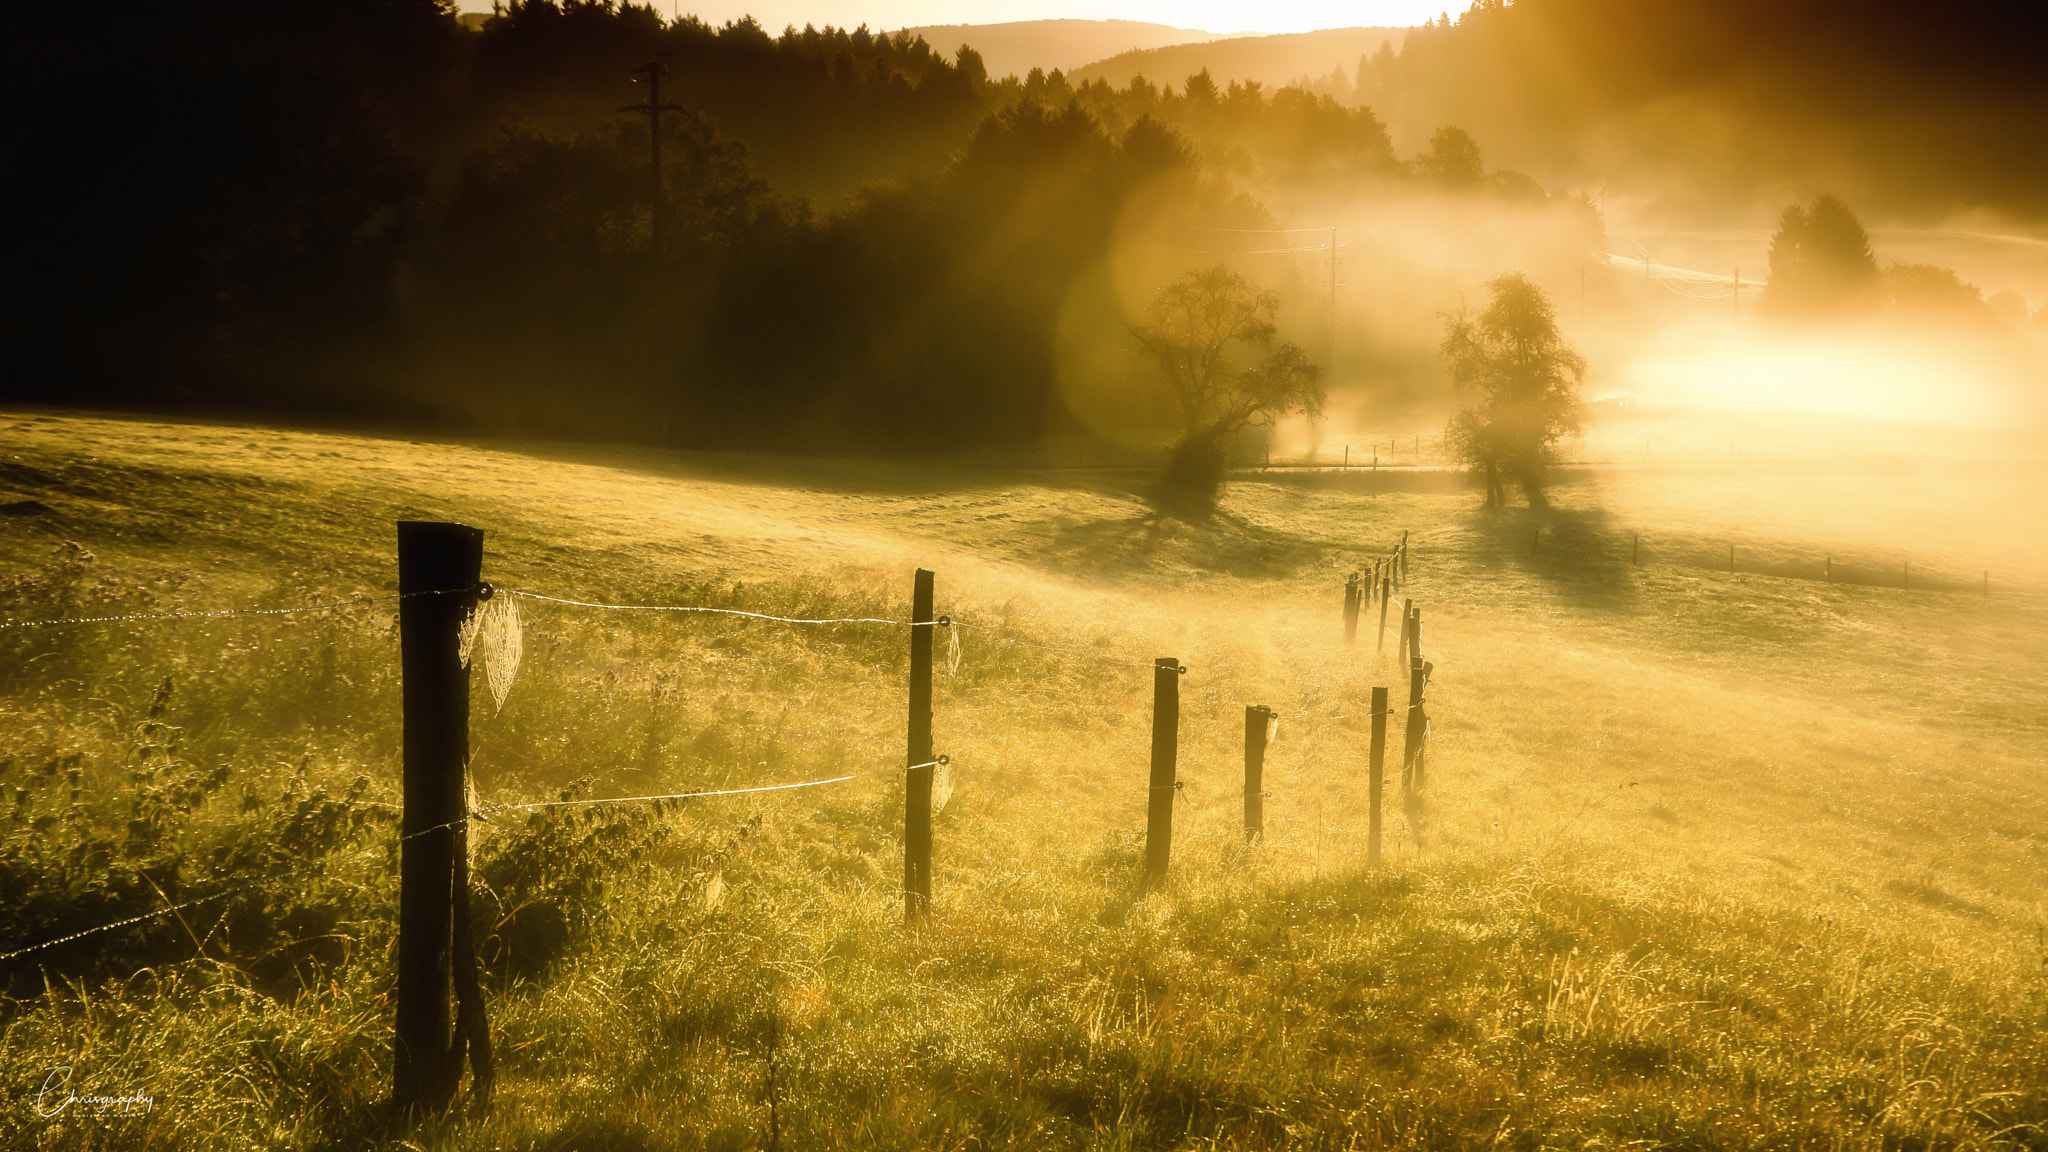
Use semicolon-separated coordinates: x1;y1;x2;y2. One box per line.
2;0;2036;450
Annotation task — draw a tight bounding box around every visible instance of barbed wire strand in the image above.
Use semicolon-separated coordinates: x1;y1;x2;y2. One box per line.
477;760;945;817
1;759;942;964
0;811;465;964
0;590;434;632
505;589;936;627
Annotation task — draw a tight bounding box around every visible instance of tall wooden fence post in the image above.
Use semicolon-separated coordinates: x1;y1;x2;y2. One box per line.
1377;571;1391;654
1400;531;1410;579
1244;705;1274;843
1343;573;1360;646
1367;686;1387;863
1144;657;1181;891
1403;657;1426;795
1399;597;1415;667
395;521;484;1117
905;569;935;923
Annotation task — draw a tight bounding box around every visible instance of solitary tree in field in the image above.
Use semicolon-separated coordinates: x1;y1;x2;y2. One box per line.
1441;272;1584;507
1131;265;1323;515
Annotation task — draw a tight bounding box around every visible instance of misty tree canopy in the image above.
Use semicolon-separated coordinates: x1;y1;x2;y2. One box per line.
1131;266;1322;515
1442;273;1584;508
1763;195;1881;317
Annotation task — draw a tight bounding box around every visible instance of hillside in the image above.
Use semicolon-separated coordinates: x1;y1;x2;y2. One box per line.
2;407;2045;1147
1071;26;1409;95
898;18;1248;80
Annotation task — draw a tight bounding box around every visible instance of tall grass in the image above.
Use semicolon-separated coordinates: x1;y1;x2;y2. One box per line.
1;414;2045;1150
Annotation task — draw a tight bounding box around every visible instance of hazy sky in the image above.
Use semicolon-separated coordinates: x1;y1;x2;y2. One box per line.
455;2;1448;36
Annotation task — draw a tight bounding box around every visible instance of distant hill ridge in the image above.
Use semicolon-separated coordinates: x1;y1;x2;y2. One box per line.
896;18;1252;81
1072;26;1410;94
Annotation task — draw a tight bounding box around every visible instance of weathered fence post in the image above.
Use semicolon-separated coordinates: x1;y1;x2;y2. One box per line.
1343;572;1360;646
1244;705;1274;843
1367;686;1387;863
906;569;935;923
1400;530;1411;579
1377;571;1392;654
1144;657;1181;890
1403;656;1426;795
395;521;484;1117
1399;597;1415;667
1413;661;1433;790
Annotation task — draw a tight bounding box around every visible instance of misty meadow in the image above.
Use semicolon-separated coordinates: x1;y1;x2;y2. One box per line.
2;1;2046;1149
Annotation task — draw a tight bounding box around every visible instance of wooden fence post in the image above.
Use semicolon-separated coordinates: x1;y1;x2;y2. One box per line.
1144;657;1181;890
1414;661;1434;790
1399;597;1415;667
1367;686;1387;863
1402;656;1426;795
1376;571;1392;655
1343;572;1360;646
1400;531;1410;579
395;521;484;1117
1244;705;1274;843
906;569;935;923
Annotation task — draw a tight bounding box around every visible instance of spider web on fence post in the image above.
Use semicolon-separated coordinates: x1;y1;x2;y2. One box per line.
458;595;523;713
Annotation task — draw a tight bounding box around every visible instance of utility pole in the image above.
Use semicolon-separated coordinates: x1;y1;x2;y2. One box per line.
621;62;685;259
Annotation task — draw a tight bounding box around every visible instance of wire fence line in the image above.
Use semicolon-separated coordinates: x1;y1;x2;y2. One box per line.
0;550;1432;965
0;590;429;631
0;755;956;965
0;580;1176;675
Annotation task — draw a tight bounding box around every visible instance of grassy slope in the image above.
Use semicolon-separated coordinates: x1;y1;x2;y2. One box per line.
1;410;2044;1151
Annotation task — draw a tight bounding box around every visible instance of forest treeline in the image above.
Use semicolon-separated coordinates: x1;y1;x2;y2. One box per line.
0;0;1543;449
1366;0;2048;218
3;0;2033;450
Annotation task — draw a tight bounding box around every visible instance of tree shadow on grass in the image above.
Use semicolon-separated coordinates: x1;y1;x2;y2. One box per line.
1041;504;1345;583
1464;497;1641;613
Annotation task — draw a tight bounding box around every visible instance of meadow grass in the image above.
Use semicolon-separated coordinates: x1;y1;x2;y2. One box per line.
0;410;2044;1150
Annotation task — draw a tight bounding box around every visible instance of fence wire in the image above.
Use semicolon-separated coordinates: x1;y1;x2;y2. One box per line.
0;590;430;631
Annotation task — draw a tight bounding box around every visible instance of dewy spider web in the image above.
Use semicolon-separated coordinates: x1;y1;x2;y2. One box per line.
459;595;523;713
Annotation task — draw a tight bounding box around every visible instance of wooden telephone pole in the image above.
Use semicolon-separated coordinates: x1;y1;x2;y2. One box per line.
621;62;686;258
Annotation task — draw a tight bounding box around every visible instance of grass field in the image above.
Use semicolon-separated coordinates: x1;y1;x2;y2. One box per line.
1;408;2045;1151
